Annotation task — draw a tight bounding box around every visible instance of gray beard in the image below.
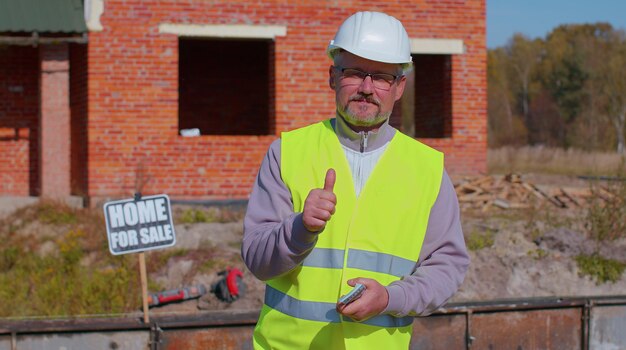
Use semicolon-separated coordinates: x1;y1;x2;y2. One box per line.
337;107;391;127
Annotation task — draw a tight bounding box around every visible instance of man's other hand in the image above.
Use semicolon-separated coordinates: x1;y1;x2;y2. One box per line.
336;278;389;322
302;168;337;232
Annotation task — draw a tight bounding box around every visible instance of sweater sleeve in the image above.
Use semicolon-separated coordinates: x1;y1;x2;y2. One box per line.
383;170;470;316
241;139;319;281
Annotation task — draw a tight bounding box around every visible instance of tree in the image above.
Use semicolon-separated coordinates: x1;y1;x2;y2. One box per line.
488;48;520;146
487;35;541;147
506;34;542;128
596;30;626;153
487;22;626;152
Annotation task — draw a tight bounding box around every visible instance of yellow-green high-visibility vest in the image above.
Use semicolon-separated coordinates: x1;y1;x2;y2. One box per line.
253;120;443;349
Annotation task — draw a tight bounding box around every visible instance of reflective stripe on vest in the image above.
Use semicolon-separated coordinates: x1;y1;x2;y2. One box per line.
265;285;413;328
254;119;444;349
302;247;344;269
303;247;416;277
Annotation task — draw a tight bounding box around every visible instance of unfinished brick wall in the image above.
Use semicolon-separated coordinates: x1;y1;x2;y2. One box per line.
86;0;486;201
0;46;39;196
39;44;72;198
413;54;453;139
178;39;272;136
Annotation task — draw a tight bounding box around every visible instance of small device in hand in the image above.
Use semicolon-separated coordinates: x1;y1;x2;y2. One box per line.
338;283;366;305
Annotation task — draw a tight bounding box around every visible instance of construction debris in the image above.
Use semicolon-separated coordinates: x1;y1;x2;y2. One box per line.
454;174;612;212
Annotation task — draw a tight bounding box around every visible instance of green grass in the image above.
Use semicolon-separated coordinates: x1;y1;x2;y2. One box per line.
466;229;496;251
0;201;243;318
37;202;78;225
0;231;141;317
0;202;143;317
527;248;548;260
178;208;218;224
575;254;625;284
147;248;189;273
174;206;245;224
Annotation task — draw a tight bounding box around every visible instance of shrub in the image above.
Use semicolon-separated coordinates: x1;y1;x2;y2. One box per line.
584;180;626;246
0;241;141;317
37;201;78;225
0;203;142;318
575;254;625;284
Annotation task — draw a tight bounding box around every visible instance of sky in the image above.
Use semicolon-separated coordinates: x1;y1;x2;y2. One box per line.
487;0;626;48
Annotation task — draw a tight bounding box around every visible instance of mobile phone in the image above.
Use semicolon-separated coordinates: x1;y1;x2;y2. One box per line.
338;283;366;305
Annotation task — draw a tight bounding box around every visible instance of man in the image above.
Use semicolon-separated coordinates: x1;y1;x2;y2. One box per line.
242;11;469;349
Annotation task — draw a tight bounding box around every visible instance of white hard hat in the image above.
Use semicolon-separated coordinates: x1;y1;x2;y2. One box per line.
327;11;412;71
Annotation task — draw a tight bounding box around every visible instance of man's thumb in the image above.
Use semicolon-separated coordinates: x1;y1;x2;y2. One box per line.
323;168;336;192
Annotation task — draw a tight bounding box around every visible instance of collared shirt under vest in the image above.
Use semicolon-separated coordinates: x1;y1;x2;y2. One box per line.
253;119;443;349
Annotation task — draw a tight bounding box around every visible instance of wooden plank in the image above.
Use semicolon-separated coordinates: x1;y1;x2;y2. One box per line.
560;188;580;207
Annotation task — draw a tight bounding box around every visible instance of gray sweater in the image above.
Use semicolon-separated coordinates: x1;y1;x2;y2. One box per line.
241;116;469;317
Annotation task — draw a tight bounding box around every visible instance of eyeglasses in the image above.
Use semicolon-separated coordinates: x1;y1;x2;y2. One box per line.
334;66;399;91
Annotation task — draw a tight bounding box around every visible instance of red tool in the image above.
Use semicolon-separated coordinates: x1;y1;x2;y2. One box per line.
211;268;246;303
148;285;207;307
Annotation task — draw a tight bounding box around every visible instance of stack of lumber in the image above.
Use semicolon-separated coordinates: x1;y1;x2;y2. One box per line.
453;174;609;211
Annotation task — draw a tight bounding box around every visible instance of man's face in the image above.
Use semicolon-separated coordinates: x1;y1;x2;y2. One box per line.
329;51;406;128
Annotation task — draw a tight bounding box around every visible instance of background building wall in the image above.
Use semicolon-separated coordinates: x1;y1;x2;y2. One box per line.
84;0;486;200
70;43;89;197
0;46;39;196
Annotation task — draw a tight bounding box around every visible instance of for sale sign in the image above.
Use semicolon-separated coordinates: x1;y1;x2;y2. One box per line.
103;194;176;255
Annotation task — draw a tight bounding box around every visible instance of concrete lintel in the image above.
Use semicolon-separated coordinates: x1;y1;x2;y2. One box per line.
84;0;104;32
158;23;287;39
410;38;465;55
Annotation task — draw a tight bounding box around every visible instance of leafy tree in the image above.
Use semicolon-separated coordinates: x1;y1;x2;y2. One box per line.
487;34;542;147
488;22;626;152
506;34;542;127
595;29;626;153
539;25;594;146
488;48;527;146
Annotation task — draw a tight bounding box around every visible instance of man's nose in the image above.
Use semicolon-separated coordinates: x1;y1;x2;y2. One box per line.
357;75;375;94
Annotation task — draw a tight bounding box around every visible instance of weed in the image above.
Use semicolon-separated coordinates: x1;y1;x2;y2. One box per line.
148;280;164;293
584;180;626;249
197;253;240;274
198;259;218;272
575;254;625;284
527;248;548;260
0;202;145;317
178;208;217;224
37;202;78;225
147;248;189;273
58;229;85;270
466;229;496;251
0;245;141;317
228;241;242;249
174;205;245;224
0;247;20;270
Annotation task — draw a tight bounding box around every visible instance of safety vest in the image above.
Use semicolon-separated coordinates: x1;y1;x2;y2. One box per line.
253;120;443;349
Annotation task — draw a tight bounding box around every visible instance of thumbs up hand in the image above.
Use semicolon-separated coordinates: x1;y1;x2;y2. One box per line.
302;169;337;232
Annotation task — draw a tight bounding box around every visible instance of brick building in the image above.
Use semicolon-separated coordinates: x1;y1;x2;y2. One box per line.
1;0;486;203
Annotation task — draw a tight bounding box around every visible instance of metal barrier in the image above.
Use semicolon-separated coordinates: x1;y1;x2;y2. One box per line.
1;296;625;349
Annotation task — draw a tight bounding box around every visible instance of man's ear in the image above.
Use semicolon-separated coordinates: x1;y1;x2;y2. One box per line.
329;65;336;90
394;75;407;101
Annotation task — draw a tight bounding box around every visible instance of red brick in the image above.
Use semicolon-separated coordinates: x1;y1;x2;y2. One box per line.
2;0;486;200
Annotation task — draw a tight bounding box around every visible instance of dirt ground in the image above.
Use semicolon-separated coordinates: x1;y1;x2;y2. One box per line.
148;174;626;315
2;173;625;316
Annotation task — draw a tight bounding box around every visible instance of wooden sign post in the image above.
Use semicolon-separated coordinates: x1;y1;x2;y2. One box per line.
103;193;177;324
139;251;149;323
